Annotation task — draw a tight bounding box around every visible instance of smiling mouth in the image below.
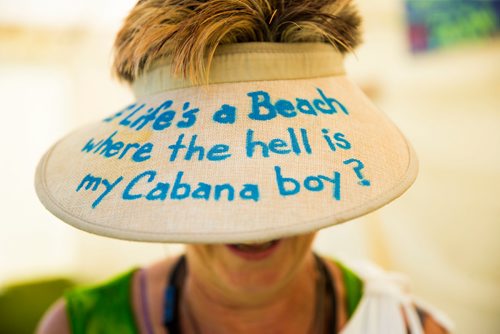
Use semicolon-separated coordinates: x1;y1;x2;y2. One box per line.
231;240;277;251
226;240;281;260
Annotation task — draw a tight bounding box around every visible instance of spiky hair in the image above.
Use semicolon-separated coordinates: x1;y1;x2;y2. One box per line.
113;0;362;84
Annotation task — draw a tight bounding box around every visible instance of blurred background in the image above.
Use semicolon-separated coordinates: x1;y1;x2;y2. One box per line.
0;0;499;333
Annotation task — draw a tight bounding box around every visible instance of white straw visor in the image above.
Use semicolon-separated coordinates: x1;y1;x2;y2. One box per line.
35;43;418;243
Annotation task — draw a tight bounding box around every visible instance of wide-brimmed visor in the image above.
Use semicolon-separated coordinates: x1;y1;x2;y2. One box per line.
35;43;418;243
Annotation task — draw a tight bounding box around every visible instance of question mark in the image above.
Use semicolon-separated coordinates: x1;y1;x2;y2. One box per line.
343;158;371;186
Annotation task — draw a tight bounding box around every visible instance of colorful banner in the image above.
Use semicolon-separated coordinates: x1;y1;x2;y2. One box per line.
406;0;500;52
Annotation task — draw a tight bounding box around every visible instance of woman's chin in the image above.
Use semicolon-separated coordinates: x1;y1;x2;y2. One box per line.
186;233;316;296
220;240;298;291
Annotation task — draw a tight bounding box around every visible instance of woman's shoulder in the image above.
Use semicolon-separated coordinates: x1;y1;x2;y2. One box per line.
36;268;139;334
36;298;70;334
323;257;453;334
36;257;180;334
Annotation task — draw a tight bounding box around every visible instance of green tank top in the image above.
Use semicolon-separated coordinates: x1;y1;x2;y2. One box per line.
65;259;363;333
65;269;138;334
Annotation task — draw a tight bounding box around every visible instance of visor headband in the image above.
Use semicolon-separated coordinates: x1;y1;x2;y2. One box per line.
132;42;346;97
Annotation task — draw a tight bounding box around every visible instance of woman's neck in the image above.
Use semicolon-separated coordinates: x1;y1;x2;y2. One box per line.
181;252;319;334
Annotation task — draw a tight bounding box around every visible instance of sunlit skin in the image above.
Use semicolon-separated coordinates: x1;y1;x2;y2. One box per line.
180;233;319;334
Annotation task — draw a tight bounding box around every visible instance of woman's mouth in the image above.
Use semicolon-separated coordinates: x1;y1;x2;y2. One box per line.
226;240;281;260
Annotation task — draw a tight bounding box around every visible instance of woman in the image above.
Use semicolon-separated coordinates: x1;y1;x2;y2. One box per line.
36;0;451;333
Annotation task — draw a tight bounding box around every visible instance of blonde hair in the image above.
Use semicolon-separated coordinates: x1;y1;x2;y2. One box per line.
113;0;361;84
